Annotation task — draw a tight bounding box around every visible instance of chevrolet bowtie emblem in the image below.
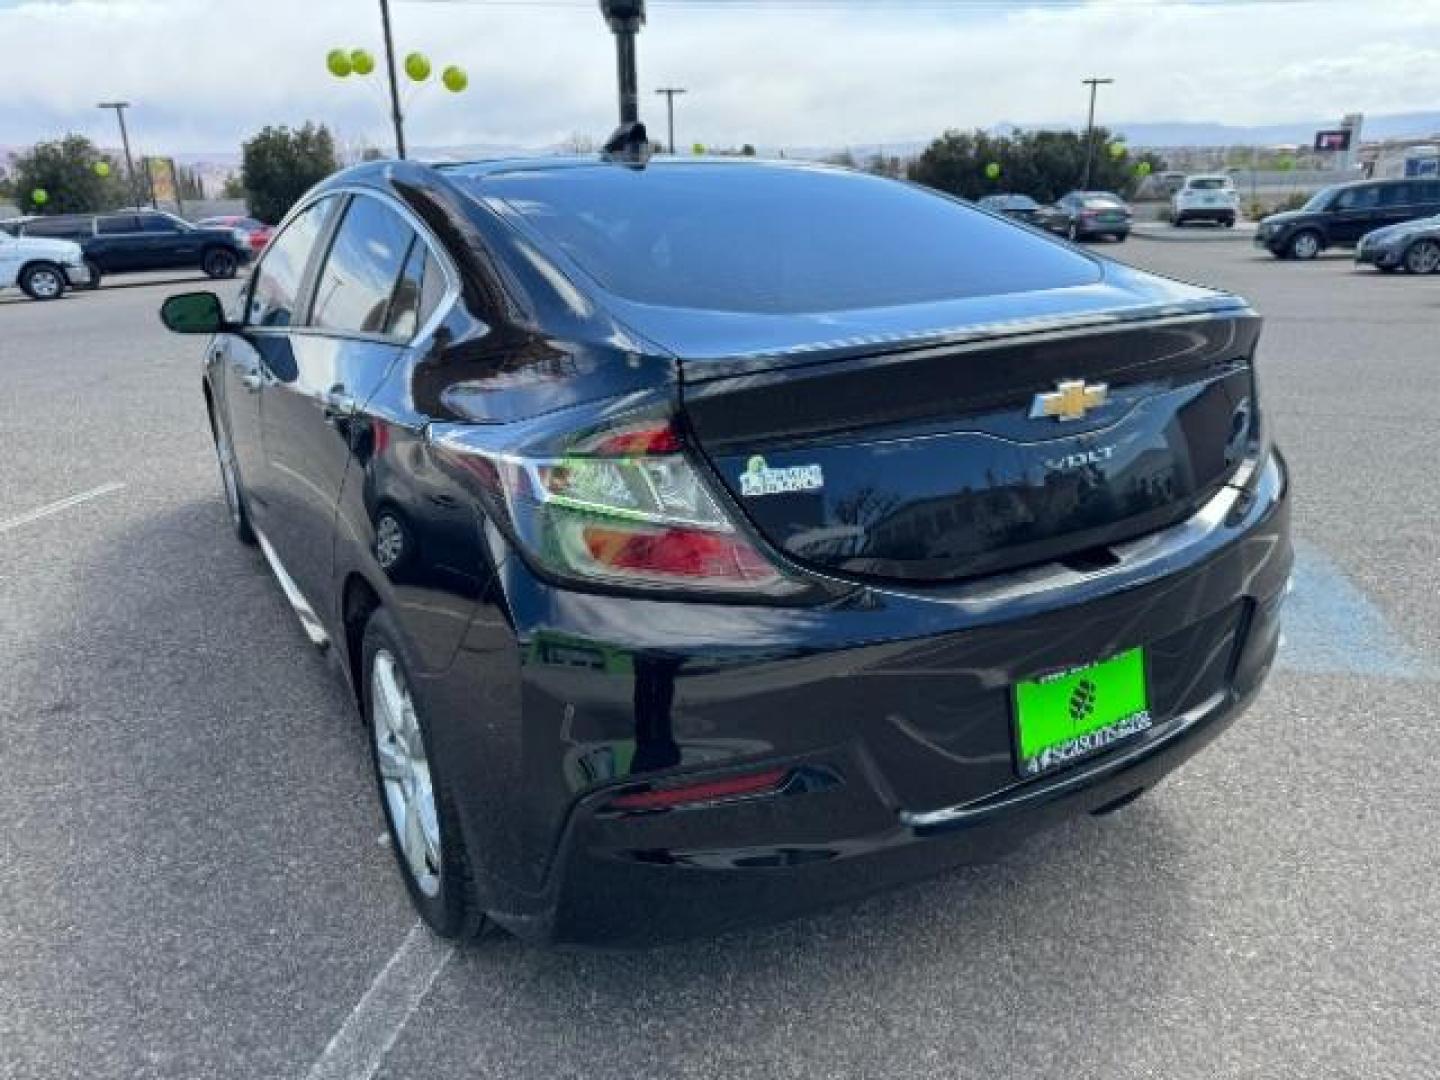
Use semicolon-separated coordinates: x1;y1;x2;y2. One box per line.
1029;379;1109;422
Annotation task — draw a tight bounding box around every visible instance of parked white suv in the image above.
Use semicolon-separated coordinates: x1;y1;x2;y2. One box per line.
0;222;91;300
1172;174;1240;228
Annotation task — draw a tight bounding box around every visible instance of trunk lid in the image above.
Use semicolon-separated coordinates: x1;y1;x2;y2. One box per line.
615;269;1259;586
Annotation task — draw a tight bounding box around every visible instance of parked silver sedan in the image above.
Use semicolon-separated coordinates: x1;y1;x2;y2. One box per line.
1355;213;1440;274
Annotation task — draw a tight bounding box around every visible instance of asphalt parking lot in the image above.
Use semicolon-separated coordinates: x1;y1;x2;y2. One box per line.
2;240;1437;1080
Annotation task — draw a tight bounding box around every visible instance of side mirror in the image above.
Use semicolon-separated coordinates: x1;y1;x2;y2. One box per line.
160;291;229;334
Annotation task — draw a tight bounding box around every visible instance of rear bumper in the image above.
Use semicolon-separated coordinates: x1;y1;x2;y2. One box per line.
1176;207;1236;221
441;452;1291;945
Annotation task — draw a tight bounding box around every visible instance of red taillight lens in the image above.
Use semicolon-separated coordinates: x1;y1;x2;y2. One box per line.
607;767;790;812
582;524;777;584
434;417;791;595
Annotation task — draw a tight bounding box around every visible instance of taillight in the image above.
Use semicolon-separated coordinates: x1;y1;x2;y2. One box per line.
435;419;793;595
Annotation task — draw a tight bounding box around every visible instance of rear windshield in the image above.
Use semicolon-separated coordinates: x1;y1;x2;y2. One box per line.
1188;177;1231;190
1082;196;1125;208
471;164;1100;314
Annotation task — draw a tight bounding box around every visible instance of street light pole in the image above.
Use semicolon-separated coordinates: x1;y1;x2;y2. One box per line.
378;0;407;159
1080;77;1114;190
655;87;686;154
97;101;139;207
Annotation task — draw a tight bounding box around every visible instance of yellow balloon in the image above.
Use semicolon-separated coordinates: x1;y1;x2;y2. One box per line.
984;161;1001;180
327;48;353;78
351;49;375;76
1108;141;1126;160
441;65;467;93
404;52;431;82
94;161;111;177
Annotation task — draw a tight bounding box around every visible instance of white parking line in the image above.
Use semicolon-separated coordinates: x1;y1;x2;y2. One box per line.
0;481;126;534
302;923;455;1080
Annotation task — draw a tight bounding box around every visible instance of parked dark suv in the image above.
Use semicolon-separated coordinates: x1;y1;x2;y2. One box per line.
1255;177;1440;259
15;210;251;285
159;158;1290;945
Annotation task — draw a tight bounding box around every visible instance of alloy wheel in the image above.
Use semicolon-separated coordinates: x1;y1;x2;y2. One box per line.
1290;232;1320;260
372;650;442;899
1405;240;1440;275
29;269;62;298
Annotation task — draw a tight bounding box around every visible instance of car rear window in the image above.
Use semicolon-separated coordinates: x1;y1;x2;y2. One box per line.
1082;196;1124;208
1188;178;1231;190
472;164;1099;314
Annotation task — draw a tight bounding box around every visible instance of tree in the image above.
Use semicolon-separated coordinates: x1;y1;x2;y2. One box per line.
9;134;123;215
240;122;339;225
909;126;1163;203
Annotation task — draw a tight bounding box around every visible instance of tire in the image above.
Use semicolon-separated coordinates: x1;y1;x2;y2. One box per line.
82;258;103;290
1173;214;1186;228
1403;239;1440;275
1222;215;1236;228
210;409;256;545
363;607;487;940
202;247;239;279
1112;231;1128;243
1287;230;1322;260
18;262;66;301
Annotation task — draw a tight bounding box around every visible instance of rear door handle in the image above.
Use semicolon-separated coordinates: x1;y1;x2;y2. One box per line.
322;384;358;420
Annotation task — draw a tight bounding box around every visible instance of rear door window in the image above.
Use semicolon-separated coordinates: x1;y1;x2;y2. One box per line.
384;242;448;340
247;196;338;328
97;215;143;235
309;196;416;337
140;214;184;233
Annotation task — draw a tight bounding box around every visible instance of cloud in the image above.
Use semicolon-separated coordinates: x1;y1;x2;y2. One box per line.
1;0;1438;155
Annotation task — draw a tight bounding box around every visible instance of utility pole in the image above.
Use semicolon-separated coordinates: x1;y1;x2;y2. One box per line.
378;0;407;159
655;86;686;154
1080;77;1114;190
97;101;139;207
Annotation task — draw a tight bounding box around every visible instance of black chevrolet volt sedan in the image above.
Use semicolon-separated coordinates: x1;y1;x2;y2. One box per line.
161;157;1291;945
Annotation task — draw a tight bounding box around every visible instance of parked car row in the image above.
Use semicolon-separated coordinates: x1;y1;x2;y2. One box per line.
1256;177;1440;267
978;190;1133;242
0;208;260;298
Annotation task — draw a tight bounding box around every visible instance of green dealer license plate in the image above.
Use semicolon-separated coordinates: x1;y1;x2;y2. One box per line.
1014;648;1152;778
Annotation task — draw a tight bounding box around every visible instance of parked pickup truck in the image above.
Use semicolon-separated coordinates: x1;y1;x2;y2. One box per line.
5;209;251;286
0;223;92;299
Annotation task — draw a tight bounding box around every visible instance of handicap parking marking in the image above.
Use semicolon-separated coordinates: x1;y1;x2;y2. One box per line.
1277;541;1431;680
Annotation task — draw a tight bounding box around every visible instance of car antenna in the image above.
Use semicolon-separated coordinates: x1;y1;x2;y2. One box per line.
598;0;652;167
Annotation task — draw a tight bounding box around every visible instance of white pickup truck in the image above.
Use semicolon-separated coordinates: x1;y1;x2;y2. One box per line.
0;223;91;299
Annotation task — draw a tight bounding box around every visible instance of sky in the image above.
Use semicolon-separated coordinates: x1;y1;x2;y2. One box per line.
0;0;1438;157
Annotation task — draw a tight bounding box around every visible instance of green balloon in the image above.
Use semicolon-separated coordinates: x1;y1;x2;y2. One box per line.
404;52;431;82
984;162;1001;180
327;48;353;78
1108;142;1126;160
441;65;467;93
351;49;375;76
692;143;706;156
1134;161;1152;177
94;161;111;178
31;187;48;206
